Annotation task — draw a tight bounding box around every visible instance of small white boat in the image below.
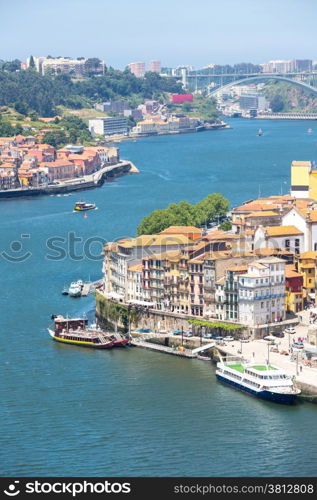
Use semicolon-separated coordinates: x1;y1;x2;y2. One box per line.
74;202;96;211
258;128;263;136
307;128;313;133
68;282;82;297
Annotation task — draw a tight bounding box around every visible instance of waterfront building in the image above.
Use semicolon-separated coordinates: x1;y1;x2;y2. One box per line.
88;117;128;136
238;257;286;329
126;62;146;78
41;159;76;181
149;61;161;73
102;233;195;300
239;93;267;112
285;265;304;313
215;265;248;321
127;263;144;302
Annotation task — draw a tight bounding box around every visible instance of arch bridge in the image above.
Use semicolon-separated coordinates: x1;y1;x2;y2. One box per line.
206;75;317;97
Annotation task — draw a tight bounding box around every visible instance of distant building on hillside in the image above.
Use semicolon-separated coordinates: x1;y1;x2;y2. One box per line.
149;60;161;73
239;93;267;111
171;94;193;104
126;62;146;78
88;117;128;136
25;56;104;76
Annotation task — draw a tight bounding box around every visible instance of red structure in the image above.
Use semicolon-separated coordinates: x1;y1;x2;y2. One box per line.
171;94;193;104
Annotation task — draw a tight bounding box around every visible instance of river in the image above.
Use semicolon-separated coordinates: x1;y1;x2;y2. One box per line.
1;119;317;477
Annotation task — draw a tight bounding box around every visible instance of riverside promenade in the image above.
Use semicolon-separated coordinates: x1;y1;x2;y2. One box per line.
0;160;139;199
216;313;317;397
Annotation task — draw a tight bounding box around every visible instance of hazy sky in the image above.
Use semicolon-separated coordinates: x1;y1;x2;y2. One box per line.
1;0;316;69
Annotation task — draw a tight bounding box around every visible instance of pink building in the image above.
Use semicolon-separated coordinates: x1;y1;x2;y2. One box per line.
127;62;146;78
149;60;161;73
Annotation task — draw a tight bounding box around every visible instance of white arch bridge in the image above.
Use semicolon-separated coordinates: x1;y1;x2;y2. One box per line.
206;74;317;97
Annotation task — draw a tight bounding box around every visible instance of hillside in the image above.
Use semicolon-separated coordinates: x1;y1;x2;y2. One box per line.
263;81;317;112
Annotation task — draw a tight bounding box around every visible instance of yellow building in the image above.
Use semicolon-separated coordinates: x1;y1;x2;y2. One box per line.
285;265;304;313
296;251;317;303
291;160;317;200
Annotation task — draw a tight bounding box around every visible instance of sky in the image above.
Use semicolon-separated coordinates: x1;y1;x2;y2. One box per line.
1;0;317;69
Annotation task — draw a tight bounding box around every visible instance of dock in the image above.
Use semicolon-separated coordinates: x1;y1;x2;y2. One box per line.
130;338;197;358
81;283;91;296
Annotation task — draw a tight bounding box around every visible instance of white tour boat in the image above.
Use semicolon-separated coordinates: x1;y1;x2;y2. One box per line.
216;357;300;404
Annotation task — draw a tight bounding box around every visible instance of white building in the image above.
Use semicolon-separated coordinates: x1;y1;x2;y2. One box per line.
89;117;128;136
253;225;305;255
238;257;286;327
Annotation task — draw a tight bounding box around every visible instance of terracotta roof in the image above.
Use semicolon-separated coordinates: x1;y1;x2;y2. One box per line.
285;265;302;278
128;263;142;272
160;225;202;234
247;211;279;217
301;263;315;269
226;265;248;272
265;225;303;236
300;251;317;259
308;211;317;222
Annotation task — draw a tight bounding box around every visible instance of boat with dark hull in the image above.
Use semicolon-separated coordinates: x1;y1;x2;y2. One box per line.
216;357;300;404
48;315;114;349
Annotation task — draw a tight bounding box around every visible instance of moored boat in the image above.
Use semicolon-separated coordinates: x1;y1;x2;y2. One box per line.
216;357;300;404
68;282;82;297
48;315;114;349
74;202;96;211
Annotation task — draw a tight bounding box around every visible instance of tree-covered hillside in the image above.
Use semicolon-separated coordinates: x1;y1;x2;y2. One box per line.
0;66;183;117
263;81;317;112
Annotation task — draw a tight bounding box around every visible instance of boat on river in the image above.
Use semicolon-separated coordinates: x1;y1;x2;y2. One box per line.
48;315;129;349
68;281;82;297
74;201;96;211
216;357;300;404
258;128;263;136
48;315;114;349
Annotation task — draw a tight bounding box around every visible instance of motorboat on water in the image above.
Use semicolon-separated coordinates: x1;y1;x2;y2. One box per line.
216;357;300;404
74;202;96;211
68;282;82;297
48;315;129;349
258;128;263;136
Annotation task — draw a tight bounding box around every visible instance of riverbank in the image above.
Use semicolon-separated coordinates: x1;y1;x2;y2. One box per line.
100;121;231;144
0;160;139;199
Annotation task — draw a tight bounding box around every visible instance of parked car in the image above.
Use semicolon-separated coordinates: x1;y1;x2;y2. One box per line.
240;338;250;343
272;331;285;338
292;341;304;349
171;330;182;335
224;336;235;342
183;332;193;337
214;336;223;341
202;333;212;339
284;327;296;334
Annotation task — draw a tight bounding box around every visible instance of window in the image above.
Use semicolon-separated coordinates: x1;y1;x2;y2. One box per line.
295;239;300;247
285;239;290;248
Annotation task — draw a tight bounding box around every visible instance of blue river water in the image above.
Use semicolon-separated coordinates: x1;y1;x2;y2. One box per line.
1;119;317;477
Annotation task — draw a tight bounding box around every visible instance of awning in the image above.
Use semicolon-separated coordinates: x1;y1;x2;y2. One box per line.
105;292;124;300
308;293;315;299
127;299;155;307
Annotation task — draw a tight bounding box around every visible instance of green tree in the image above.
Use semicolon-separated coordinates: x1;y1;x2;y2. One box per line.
29;55;36;69
14;101;29;115
270;95;284;112
219;221;232;231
